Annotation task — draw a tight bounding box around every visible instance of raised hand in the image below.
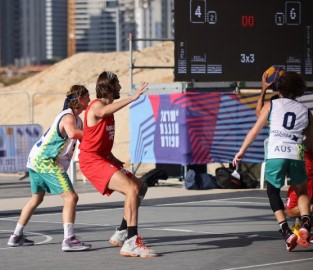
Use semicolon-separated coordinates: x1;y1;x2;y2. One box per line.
131;82;149;101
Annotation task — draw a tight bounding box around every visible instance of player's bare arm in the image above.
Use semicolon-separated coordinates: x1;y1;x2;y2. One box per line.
90;82;149;122
233;102;270;166
60;114;83;140
256;71;272;117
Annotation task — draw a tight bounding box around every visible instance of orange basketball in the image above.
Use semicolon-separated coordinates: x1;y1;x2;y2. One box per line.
265;66;285;84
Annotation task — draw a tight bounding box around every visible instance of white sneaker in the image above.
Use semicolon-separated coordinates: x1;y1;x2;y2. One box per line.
62;235;92;252
7;234;34;247
109;228;127;247
120;235;158;258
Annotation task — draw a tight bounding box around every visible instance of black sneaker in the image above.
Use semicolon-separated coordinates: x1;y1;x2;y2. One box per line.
280;229;297;252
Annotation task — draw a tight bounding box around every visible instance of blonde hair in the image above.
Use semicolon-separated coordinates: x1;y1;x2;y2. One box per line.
63;85;89;110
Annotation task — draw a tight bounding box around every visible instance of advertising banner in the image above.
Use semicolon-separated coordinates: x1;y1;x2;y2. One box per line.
0;124;42;173
130;92;313;165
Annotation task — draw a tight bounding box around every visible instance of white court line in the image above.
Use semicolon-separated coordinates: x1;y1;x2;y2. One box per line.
220;257;313;270
1;218;110;227
0;230;52;250
155;197;269;207
0;207;124;220
0;196;269;220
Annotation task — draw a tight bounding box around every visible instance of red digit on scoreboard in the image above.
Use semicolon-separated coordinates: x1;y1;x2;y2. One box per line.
241;15;255;27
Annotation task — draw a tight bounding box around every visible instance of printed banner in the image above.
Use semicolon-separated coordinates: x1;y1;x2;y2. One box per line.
0;124;42;173
130;92;313;165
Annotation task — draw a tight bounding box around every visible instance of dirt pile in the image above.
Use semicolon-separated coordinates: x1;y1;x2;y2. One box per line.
0;41;174;167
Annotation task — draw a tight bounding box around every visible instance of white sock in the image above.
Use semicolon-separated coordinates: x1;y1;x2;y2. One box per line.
13;223;24;236
63;223;74;239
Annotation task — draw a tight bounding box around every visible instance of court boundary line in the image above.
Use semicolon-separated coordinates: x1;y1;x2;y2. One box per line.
220;257;313;270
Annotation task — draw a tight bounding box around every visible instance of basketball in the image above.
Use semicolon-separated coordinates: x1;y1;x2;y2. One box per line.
265;66;285;84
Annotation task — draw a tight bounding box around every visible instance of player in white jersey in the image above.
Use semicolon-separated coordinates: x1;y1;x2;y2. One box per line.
7;85;91;252
233;71;313;252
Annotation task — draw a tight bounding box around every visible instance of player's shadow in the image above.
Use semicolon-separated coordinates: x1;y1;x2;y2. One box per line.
144;231;313;255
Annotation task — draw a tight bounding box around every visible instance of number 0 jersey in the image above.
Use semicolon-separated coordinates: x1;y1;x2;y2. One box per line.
267;98;310;160
27;109;82;173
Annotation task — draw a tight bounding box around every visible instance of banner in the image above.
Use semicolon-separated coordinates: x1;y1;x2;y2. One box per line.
130;92;313;165
0;124;42;173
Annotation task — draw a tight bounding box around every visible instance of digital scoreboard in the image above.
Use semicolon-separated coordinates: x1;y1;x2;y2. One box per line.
174;0;313;84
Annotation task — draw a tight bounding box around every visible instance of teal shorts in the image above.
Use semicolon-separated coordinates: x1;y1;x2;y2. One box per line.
265;158;307;188
29;169;74;194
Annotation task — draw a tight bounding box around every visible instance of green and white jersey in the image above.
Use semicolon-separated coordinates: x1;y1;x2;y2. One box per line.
27;109;82;173
267;98;310;160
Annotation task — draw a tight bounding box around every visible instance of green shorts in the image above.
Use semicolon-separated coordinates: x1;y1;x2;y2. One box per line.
265;158;307;188
29;168;74;194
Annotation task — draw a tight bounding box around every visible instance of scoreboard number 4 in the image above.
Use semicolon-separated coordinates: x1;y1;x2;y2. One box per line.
190;0;206;23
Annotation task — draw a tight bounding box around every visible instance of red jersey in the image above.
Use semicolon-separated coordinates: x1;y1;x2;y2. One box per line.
79;99;115;156
78;99;133;196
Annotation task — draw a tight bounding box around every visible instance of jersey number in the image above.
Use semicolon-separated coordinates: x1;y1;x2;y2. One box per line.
283;112;296;130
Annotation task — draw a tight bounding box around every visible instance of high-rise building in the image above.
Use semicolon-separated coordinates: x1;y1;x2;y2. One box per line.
0;0;67;66
135;0;173;50
0;0;174;67
72;0;173;53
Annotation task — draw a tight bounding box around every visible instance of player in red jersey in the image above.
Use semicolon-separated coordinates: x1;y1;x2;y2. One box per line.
79;71;158;258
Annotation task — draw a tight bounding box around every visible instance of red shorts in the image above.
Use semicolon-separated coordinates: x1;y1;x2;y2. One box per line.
286;148;313;210
79;152;133;196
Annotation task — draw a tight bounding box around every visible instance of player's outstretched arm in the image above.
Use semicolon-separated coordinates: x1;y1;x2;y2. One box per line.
94;82;149;118
130;82;149;101
256;71;272;117
233;102;270;166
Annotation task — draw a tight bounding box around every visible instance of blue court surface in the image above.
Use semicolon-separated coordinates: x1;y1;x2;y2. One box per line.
1;189;313;270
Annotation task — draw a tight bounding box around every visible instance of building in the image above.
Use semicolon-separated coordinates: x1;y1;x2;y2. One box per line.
0;0;67;66
0;0;173;67
135;0;173;50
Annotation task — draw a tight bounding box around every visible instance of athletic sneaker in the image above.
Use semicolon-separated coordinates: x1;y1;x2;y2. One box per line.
297;219;311;248
62;235;92;252
109;228;127;247
291;218;301;238
309;235;313;244
7;233;34;247
280;229;297;252
120;235;158;258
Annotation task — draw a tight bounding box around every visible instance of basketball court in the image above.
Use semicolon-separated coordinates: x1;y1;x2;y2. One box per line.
1;185;313;270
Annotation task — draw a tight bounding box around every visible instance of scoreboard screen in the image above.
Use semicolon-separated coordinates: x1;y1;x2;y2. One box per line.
174;0;313;84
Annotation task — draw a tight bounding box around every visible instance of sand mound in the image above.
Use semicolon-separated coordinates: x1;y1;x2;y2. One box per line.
0;41;174;167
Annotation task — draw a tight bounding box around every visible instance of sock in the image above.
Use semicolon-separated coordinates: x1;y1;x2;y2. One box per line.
119;218;127;231
279;220;289;232
127;226;138;239
301;215;311;222
63;223;74;239
301;215;311;230
13;223;24;236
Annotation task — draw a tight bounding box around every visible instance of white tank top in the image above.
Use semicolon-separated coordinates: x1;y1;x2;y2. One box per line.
27;109;82;173
267;98;309;160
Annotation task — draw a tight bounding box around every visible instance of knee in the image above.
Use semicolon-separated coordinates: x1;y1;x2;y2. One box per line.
128;182;140;197
286;209;297;219
63;191;79;204
31;196;44;208
267;183;284;212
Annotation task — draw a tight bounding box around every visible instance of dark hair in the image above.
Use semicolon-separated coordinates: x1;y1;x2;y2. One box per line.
275;71;306;99
95;71;118;98
63;85;89;110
